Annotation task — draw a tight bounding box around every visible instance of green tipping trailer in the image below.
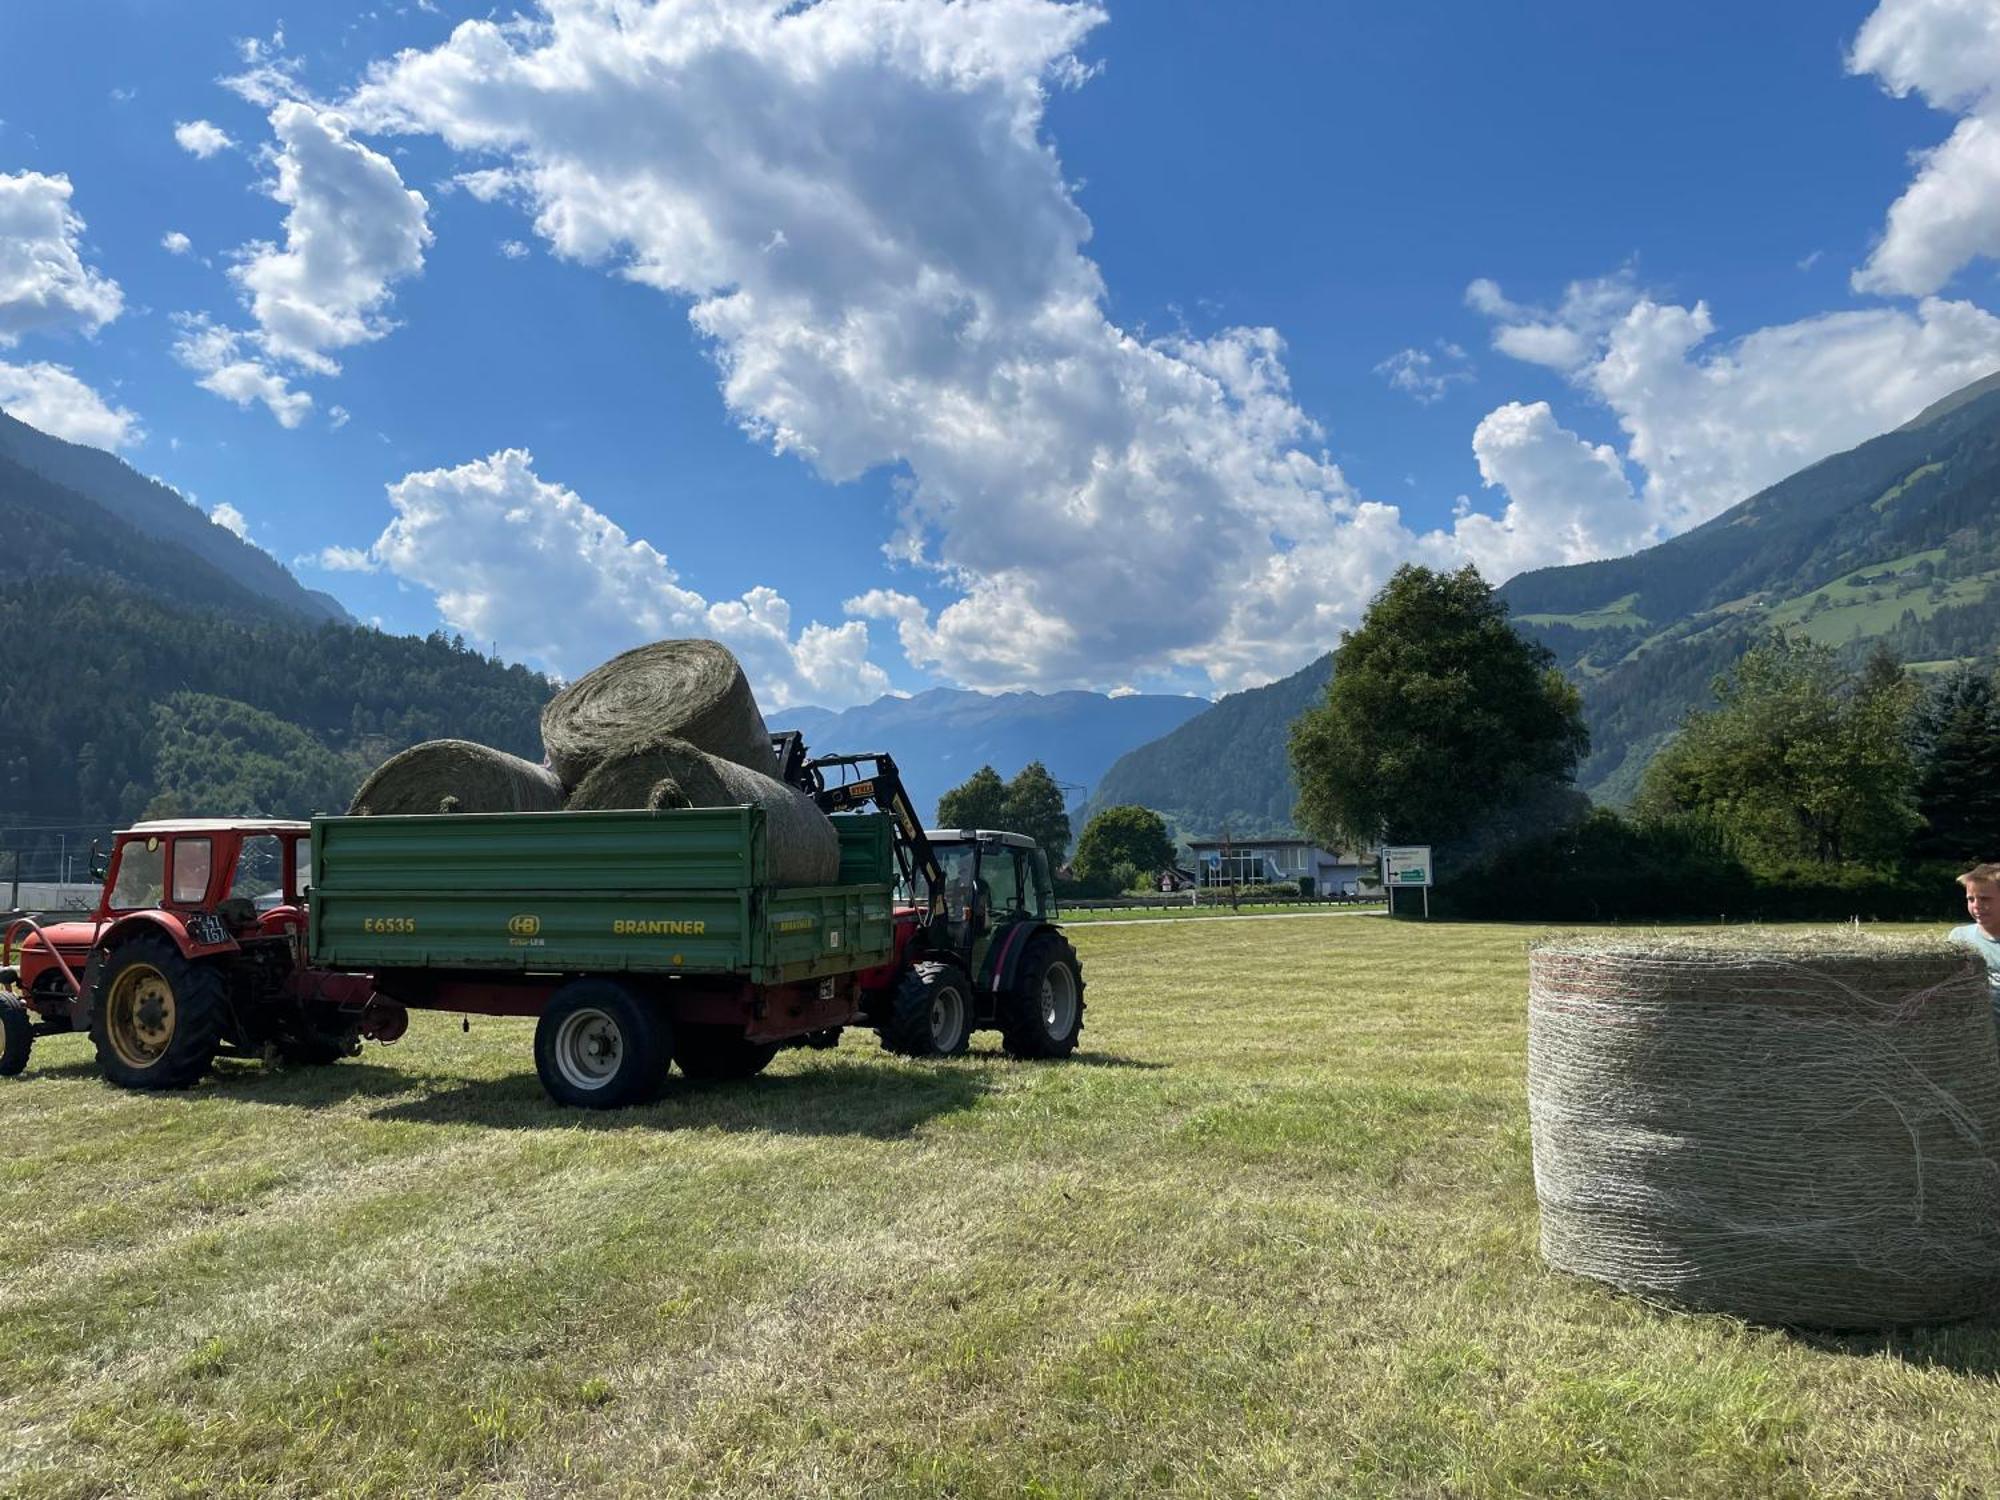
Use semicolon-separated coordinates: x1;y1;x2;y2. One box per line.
307;807;902;1107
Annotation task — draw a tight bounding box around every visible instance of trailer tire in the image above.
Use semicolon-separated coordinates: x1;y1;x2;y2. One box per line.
1;1000;29;1077
880;962;971;1058
90;937;225;1090
535;980;668;1109
999;932;1084;1060
674;1024;780;1081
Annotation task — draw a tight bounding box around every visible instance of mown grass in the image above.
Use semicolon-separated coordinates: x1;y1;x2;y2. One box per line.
2;918;1996;1497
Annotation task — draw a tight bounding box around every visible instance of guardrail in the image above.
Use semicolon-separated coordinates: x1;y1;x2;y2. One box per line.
1060;891;1384;913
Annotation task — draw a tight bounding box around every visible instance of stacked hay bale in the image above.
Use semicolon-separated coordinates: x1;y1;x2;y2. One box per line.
347;638;838;886
1528;932;2000;1328
348;740;563;816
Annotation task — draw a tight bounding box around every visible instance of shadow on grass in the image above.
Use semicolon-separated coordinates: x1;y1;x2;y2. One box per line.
367;1058;990;1137
1789;1319;2000;1379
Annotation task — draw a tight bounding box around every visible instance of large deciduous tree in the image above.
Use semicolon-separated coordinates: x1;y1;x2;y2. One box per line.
1288;564;1588;849
1636;635;1920;867
936;765;1006;829
1002;761;1073;864
1073;805;1177;884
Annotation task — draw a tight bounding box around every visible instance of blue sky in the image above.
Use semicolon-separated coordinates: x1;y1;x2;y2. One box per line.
4;0;1999;708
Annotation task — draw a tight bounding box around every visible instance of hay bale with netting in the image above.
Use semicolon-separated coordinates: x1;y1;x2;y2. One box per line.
541;639;777;789
1528;931;2000;1328
349;740;564;816
565;736;838;886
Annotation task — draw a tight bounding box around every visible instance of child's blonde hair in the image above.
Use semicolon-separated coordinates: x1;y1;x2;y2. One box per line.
1958;863;2000;889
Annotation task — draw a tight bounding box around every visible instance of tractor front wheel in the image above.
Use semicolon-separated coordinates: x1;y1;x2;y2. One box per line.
999;933;1085;1059
534;980;669;1109
881;962;972;1058
1;1000;30;1077
91;938;226;1090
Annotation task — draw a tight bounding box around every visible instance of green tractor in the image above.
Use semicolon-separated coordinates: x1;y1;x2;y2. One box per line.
781;742;1086;1060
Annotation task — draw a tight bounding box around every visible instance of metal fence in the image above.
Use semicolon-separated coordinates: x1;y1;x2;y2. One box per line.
1061;890;1383;914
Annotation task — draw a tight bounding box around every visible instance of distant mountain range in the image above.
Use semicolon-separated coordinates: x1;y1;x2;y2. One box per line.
769;687;1209;826
0;410;351;625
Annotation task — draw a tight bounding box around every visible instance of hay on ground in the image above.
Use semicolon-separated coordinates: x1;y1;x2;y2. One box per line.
540;639;777;789
1528;931;2000;1329
349;740;564;817
565;736;838;886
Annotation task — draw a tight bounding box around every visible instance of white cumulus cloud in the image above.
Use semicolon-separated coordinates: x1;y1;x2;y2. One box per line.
161;230;192;256
174;119;235;158
0;171;124;345
1851;0;2000;294
0;359;141;448
171;314;313;428
337;0;1430;693
362;449;890;708
1465;271;2000;551
1376;341;1475;404
177;102;431;425
210;501;249;538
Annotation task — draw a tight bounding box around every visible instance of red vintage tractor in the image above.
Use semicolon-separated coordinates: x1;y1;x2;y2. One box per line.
0;819;392;1085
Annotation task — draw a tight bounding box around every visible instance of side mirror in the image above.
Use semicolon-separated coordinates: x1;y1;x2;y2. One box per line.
88;840;107;882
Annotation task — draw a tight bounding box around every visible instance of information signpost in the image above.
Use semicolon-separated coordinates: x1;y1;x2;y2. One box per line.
1380;845;1434;919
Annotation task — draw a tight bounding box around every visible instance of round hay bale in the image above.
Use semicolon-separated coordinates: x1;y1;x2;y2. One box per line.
1528;932;2000;1329
349;740;564;816
565;737;838;887
540;639;777;789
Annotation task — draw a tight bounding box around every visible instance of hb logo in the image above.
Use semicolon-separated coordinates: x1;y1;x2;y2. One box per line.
508;914;542;938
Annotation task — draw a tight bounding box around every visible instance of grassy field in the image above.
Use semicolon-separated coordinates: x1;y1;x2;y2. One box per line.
3;917;1998;1497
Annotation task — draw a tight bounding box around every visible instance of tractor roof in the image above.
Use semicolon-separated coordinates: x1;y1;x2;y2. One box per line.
926;828;1040;850
123;819;310;835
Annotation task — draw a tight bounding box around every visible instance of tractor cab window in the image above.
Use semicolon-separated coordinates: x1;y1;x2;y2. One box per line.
170;838;213;905
109;839;166;910
936;843;979;913
982;843;1025;916
291;838;312;897
232;835;286;905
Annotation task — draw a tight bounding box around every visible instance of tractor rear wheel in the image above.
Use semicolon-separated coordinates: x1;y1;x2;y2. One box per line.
881;962;972;1058
999;932;1085;1059
1;1000;30;1077
674;1024;780;1081
534;979;669;1109
90;937;226;1090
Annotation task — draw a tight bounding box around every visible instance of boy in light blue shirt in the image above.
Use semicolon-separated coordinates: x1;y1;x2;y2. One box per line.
1949;864;2000;1014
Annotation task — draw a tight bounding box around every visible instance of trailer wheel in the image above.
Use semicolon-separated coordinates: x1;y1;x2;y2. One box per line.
90;937;226;1090
880;962;971;1058
535;980;669;1109
1;1000;30;1077
674;1024;780;1081
999;933;1085;1060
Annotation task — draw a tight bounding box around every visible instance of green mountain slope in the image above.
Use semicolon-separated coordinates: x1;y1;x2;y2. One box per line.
0;408;351;624
0;415;550;868
1083;653;1332;842
1498;367;2000;800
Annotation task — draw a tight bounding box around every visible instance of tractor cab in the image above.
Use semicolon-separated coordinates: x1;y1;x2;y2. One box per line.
2;820;312;1069
913;828;1056;950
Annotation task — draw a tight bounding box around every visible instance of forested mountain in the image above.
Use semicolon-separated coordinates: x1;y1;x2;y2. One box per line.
1082;653;1332;842
0;409;350;624
1498;366;2000;801
769;686;1208;824
0;411;549;870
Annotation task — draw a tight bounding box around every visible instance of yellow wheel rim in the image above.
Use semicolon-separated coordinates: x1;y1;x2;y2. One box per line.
106;964;177;1069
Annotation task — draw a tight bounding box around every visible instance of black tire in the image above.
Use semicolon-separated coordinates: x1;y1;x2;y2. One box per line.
999;932;1085;1059
90;937;226;1090
533;979;669;1109
880;962;972;1058
1;1001;30;1077
674;1024;780;1081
